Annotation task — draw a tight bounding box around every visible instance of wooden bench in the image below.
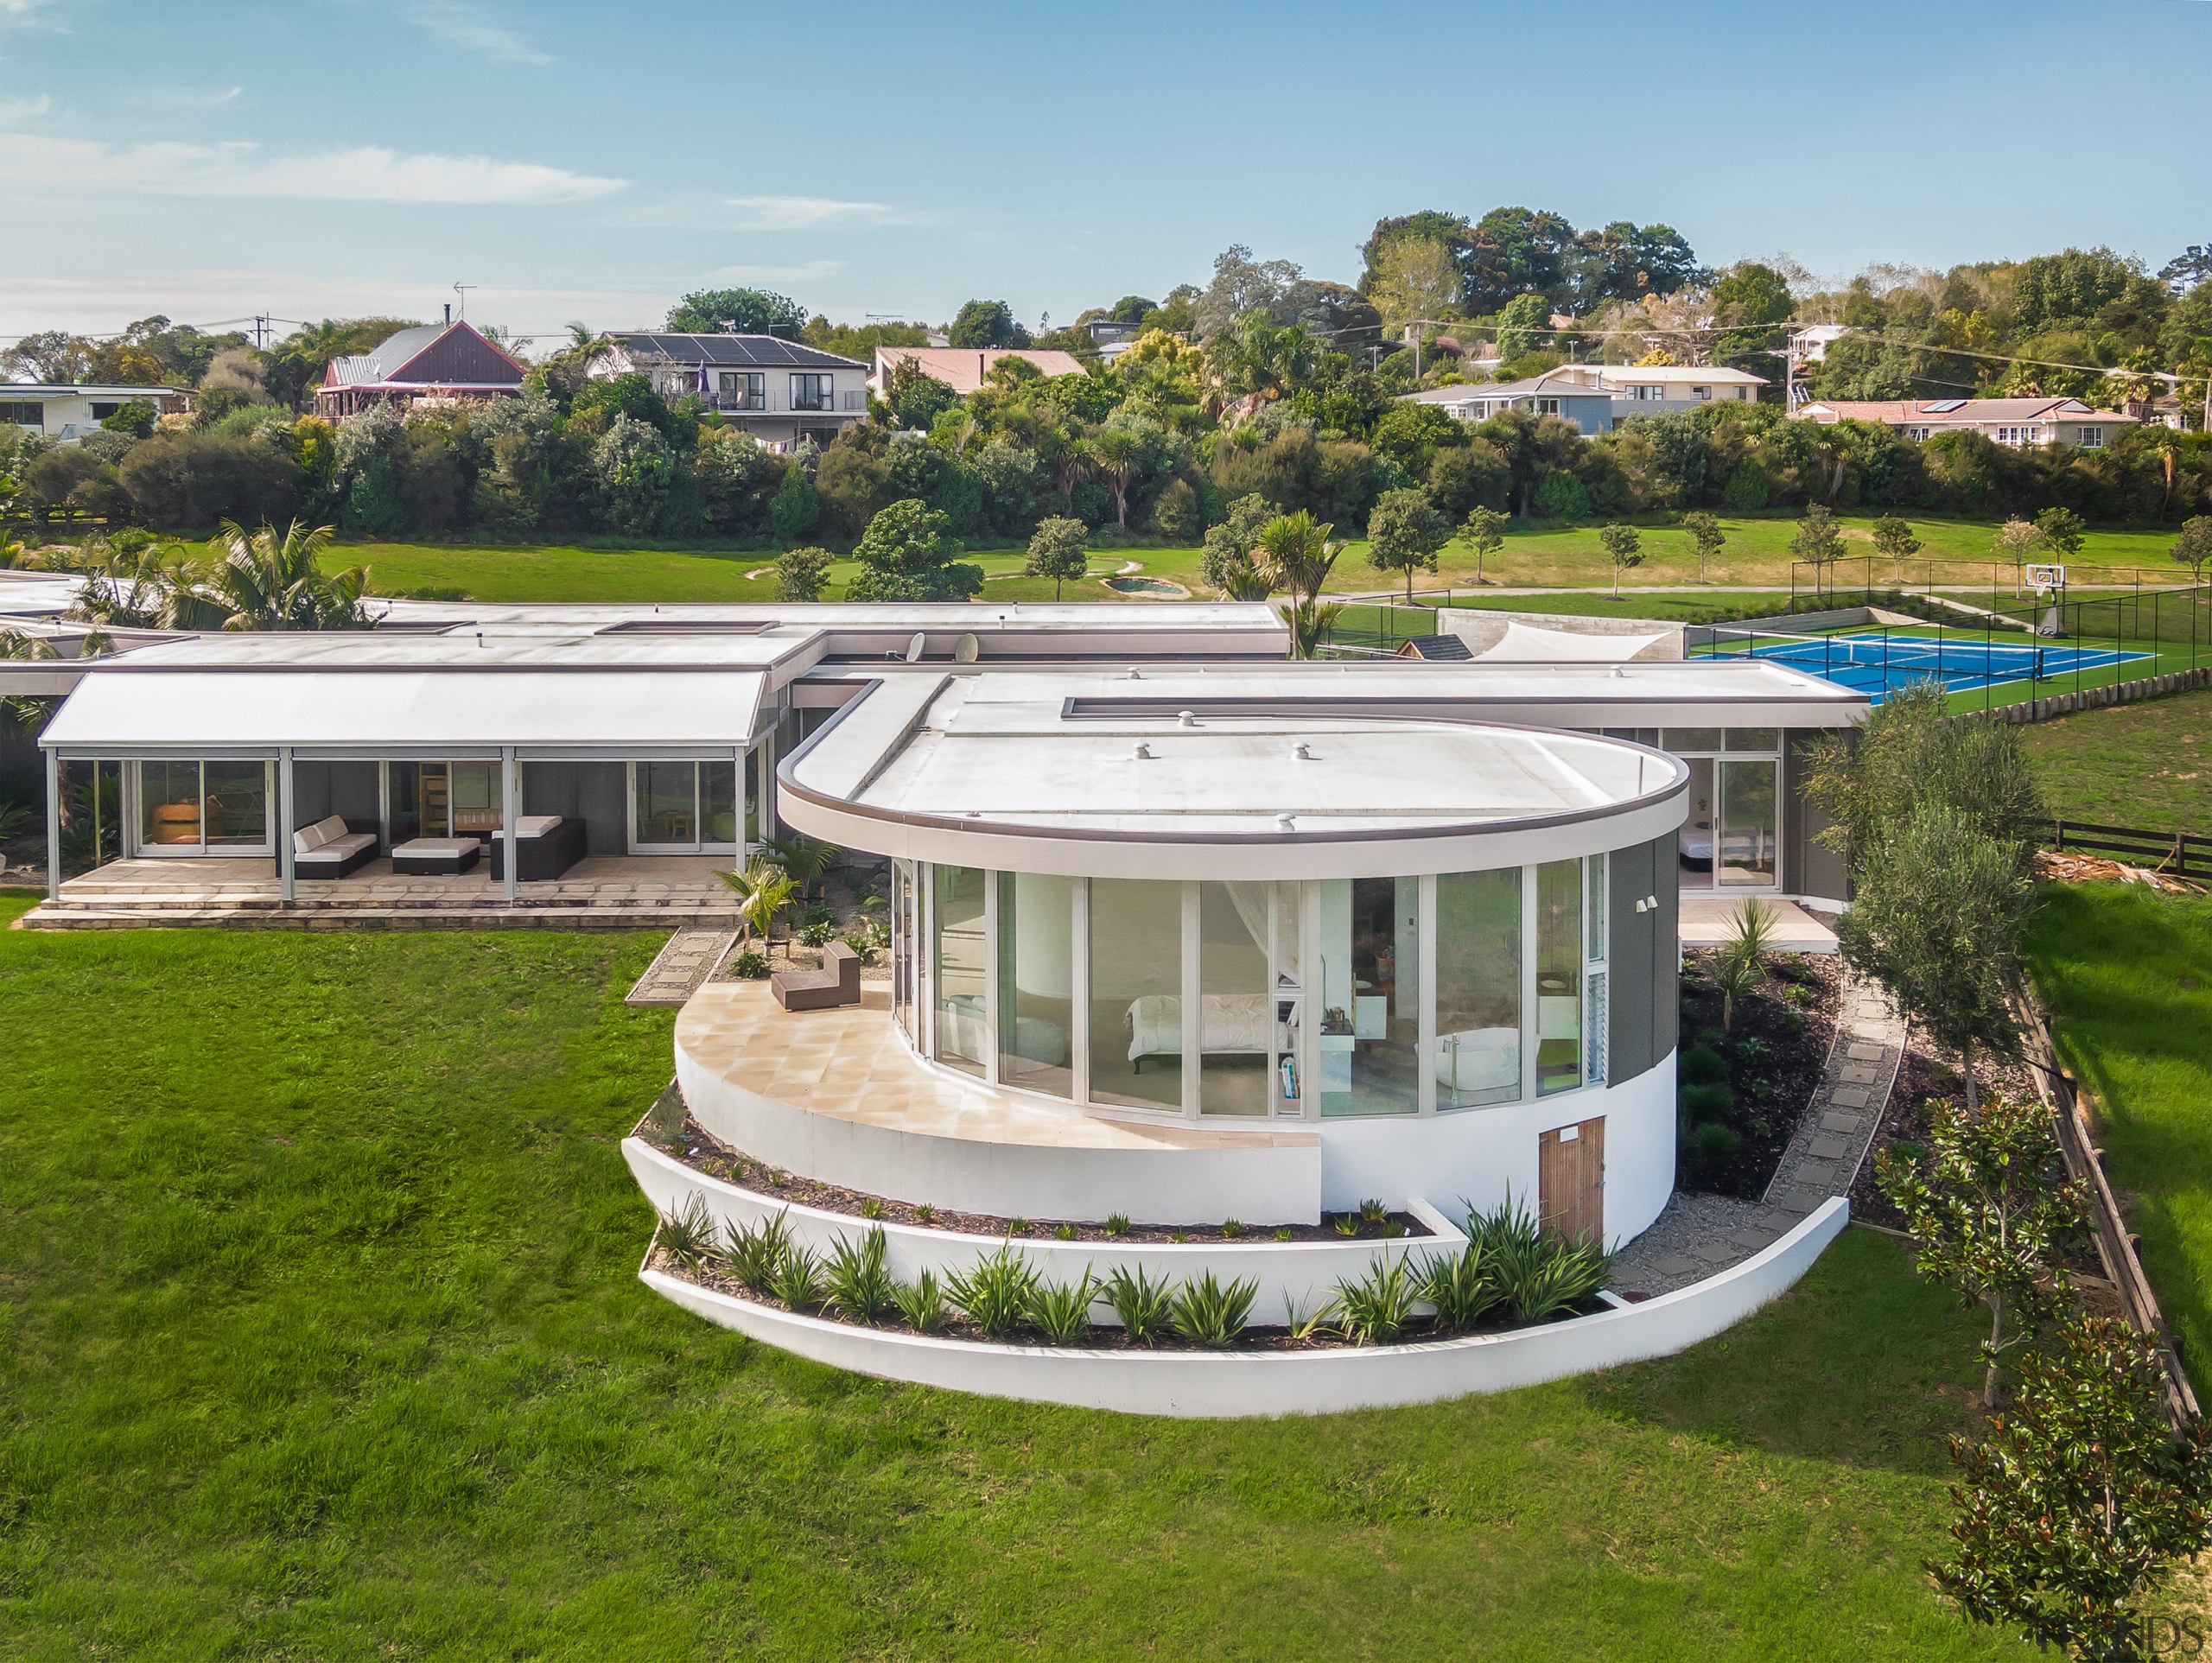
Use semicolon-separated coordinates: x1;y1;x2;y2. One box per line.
771;940;861;1012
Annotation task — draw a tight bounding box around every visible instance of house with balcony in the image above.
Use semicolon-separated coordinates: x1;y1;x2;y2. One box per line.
592;333;868;450
1794;396;2137;449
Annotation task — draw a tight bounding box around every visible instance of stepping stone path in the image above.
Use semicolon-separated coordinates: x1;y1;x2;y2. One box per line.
1611;971;1907;1298
626;929;741;1007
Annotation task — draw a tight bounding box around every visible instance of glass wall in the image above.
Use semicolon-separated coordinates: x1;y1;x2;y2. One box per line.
1198;882;1271;1116
892;860;916;1043
931;865;988;1077
1316;877;1420;1118
137;759;270;854
998;872;1076;1098
1269;880;1303;1116
1718;759;1778;887
1088;877;1184;1110
632;760;741;852
1434;867;1522;1109
1665;729;1780;892
1535;860;1583;1095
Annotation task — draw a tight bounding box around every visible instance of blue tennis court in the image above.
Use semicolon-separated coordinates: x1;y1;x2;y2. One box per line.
1719;631;2152;701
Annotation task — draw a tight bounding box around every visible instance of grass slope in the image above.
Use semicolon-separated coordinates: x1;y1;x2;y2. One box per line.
2028;883;2212;1397
2020;687;2212;833
0;896;2023;1660
322;512;2190;606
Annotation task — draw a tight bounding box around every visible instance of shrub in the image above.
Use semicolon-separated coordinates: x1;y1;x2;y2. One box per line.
1026;1271;1100;1345
1678;1043;1729;1087
1358;1197;1388;1222
823;1228;897;1323
721;1209;792;1294
657;1196;716;1272
1053;1221;1077;1240
1689;1121;1743;1165
1220;1218;1243;1240
858;1195;883;1221
768;1241;824;1311
913;1203;935;1225
893;1269;950;1333
1104;1213;1131;1237
1170;1272;1257;1348
731;950;769;979
1531;471;1591;520
1333;1254;1421;1346
118;431;299;531
1424;1241;1506;1333
1103;1266;1174;1345
947;1247;1040;1338
1679;1081;1734;1123
798;920;836;947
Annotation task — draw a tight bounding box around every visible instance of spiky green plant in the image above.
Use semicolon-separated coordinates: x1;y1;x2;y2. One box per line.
1170;1272;1257;1348
892;1268;950;1334
657;1195;716;1273
1333;1254;1421;1346
1026;1271;1100;1345
1104;1213;1131;1237
947;1247;1040;1339
823;1228;897;1323
1424;1241;1505;1333
722;1209;792;1295
1103;1265;1175;1346
768;1241;824;1311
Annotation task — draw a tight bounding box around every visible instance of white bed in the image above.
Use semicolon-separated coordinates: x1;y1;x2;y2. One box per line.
1126;993;1272;1066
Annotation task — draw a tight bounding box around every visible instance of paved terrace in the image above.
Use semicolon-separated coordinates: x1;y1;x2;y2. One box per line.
16;855;745;930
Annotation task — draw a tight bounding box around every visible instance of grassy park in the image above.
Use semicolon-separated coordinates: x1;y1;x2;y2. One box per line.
0;892;2034;1660
2018;686;2212;833
316;512;2201;607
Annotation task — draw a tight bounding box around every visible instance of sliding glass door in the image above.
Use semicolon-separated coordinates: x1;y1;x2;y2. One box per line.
134;759;272;855
628;760;740;854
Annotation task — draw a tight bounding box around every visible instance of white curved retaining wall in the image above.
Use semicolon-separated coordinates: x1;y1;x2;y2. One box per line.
639;1196;1852;1419
672;1044;1321;1227
626;1136;1461;1328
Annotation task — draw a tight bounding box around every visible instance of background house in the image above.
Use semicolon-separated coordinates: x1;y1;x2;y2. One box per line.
1402;364;1764;434
316;319;525;419
1795;396;2136;448
594;333;868;450
0;384;185;443
1399;375;1616;435
868;346;1089;398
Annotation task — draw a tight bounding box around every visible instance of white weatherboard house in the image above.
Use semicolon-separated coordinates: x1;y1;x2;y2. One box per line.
10;600;1867;1413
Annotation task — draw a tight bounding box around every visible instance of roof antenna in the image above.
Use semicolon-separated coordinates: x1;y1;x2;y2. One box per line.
452;281;475;321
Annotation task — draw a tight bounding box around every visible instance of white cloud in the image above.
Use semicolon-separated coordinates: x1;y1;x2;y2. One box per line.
0;92;50;119
721;194;891;230
0;131;623;203
400;1;550;65
709;260;846;282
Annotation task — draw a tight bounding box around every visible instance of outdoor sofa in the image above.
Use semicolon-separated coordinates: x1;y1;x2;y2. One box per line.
291;814;378;879
486;815;588;881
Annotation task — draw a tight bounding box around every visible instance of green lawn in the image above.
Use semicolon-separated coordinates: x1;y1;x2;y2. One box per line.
0;892;2030;1660
2019;687;2212;833
2028;884;2212;1400
318;512;2195;606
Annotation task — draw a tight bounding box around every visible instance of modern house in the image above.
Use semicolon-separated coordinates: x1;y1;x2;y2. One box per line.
315;320;526;419
1085;321;1141;360
1402;363;1765;434
1794;396;2137;449
868;346;1090;398
0;384;187;443
591;333;868;450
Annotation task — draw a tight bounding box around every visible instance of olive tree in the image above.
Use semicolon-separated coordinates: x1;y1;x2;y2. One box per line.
2171;515;2212;587
772;544;834;603
1364;487;1450;605
1679;511;1724;583
1789;503;1846;601
1459;504;1505;587
1871;513;1922;581
1598;521;1642;599
1025;515;1089;600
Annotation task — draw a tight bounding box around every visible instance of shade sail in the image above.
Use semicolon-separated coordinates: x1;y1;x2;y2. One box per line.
41;669;765;754
1474;621;1678;663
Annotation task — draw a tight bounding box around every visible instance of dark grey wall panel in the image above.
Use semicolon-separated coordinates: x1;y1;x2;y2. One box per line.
1785;731;1852;903
1608;838;1656;1085
1649;838;1680;1061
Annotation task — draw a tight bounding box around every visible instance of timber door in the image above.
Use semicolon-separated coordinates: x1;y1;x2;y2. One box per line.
1539;1116;1606;1246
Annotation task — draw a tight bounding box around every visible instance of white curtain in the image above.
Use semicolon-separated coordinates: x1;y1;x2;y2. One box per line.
1224;880;1300;989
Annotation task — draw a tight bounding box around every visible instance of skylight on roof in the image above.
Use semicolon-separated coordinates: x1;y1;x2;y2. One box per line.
1922;399;1967;414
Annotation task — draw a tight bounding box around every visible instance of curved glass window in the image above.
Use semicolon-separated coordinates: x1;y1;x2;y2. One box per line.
1198;882;1271;1116
1089;878;1183;1110
1434;867;1522;1109
1535;860;1583;1095
1316;877;1420;1117
998;872;1075;1098
931;865;988;1077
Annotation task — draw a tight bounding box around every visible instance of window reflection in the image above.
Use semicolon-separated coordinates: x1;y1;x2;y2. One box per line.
1435;868;1522;1108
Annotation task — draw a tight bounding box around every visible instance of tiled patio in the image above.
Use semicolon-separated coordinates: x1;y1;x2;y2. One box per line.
677;979;1319;1153
1678;896;1838;953
17;854;748;930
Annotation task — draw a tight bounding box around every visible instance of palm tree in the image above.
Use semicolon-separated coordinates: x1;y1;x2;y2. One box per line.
202;520;371;632
760;833;839;902
1255;511;1342;659
720;856;797;949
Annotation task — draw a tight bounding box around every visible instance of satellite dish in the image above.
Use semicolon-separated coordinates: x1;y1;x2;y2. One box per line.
954;632;979;663
904;632;926;663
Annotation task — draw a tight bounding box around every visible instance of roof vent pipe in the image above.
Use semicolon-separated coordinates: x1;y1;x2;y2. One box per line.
1132;742;1152;760
1276;814;1295;832
1293;742;1312;759
1128;668;1142;680
1177;709;1195;727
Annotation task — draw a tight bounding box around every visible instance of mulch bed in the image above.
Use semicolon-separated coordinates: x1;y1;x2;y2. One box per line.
1676;949;1845;1199
649;1107;1434;1245
1849;1041;2050;1234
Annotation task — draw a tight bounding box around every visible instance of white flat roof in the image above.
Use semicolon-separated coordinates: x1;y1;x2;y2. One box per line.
102;631;816;671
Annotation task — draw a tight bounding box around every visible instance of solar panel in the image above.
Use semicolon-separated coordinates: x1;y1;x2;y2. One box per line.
1921;398;1967;413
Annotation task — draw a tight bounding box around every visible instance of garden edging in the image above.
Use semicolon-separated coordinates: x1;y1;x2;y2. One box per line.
638;1196;1850;1417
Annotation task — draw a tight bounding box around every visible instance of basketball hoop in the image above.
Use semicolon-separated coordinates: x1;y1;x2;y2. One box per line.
2027;564;2068;638
2026;563;2066;597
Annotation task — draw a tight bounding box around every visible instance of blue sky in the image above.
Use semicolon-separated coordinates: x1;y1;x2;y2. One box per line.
1;0;2208;351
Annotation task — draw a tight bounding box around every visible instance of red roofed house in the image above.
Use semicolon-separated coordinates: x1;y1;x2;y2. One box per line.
316;318;527;419
868;346;1088;399
1795;396;2134;450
